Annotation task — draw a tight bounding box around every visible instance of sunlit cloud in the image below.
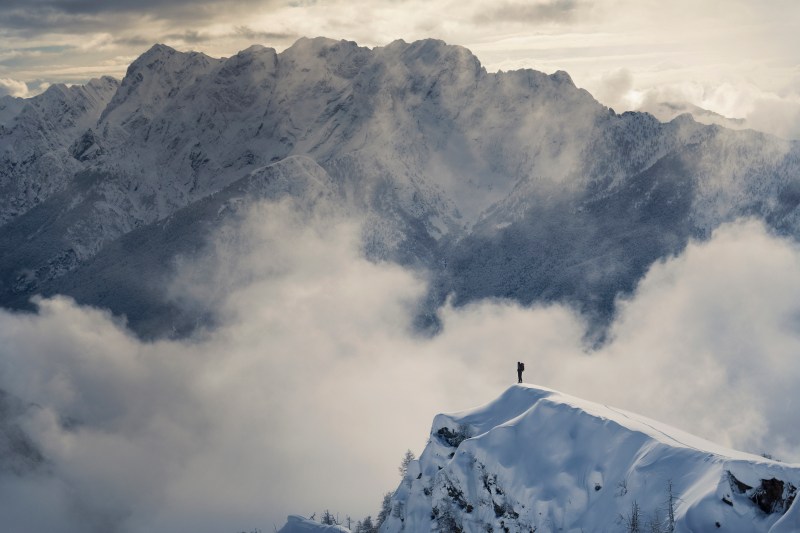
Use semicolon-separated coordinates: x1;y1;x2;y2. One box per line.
0;77;29;97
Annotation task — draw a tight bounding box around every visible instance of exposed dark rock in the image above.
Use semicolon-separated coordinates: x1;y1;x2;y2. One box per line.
436;425;471;448
727;470;797;515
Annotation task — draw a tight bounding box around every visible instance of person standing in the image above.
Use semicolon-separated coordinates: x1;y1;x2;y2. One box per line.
517;361;525;383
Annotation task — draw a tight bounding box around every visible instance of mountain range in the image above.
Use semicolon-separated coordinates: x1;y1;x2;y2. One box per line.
2;37;800;339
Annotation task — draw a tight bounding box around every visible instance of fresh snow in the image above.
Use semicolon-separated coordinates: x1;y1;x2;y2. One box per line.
377;385;800;533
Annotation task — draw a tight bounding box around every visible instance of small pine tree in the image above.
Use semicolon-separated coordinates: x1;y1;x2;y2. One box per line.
362;515;376;533
377;492;393;528
321;510;337;526
399;449;416;477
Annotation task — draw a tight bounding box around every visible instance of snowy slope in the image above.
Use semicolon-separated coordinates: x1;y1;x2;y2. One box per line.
381;385;800;533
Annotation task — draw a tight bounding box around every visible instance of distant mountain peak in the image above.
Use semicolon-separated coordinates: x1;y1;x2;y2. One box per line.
549;69;575;86
124;43;214;77
141;42;178;58
86;75;119;88
285;36;359;54
399;38;481;66
238;43;273;55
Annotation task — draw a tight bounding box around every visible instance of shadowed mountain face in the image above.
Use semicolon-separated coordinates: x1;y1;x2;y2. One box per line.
1;37;800;339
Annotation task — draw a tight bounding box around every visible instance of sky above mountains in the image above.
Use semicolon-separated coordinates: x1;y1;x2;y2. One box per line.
2;5;800;528
0;0;798;139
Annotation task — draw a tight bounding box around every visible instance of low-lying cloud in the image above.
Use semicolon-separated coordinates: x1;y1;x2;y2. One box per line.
1;201;800;532
589;71;800;140
0;77;29;97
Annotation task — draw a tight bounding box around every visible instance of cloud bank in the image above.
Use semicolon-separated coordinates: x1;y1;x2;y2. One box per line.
1;201;800;532
0;77;29;97
590;72;800;140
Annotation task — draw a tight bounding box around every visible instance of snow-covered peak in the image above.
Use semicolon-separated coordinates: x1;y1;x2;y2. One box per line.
100;44;220;129
84;75;120;94
279;37;371;82
21;78;118;126
398;38;473;64
286;36;354;52
0;71;120;224
0;74;118;151
135;43;180;64
383;385;800;533
378;38;485;84
280;36;361;65
548;69;575;87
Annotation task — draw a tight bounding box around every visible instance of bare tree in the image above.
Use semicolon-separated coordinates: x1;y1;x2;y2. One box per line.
665;480;675;533
625;501;641;533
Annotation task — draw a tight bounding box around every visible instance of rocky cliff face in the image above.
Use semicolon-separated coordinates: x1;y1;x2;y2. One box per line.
1;38;799;337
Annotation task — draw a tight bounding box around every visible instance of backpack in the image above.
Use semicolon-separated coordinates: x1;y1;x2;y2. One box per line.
519;363;525;371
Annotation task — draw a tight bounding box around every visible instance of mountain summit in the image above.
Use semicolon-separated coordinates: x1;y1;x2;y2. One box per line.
379;385;800;533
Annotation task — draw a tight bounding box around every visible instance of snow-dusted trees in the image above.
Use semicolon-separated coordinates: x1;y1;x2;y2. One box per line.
354;515;377;533
376;492;393;528
622;480;677;533
321;510;338;526
399;449;416;477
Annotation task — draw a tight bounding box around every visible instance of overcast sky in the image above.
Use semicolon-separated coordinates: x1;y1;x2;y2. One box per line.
0;0;799;137
2;2;800;530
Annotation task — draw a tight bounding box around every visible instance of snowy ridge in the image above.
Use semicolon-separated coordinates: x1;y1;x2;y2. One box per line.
381;385;800;533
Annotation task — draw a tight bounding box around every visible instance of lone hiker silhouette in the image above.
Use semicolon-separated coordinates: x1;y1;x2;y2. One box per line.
517;361;525;383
